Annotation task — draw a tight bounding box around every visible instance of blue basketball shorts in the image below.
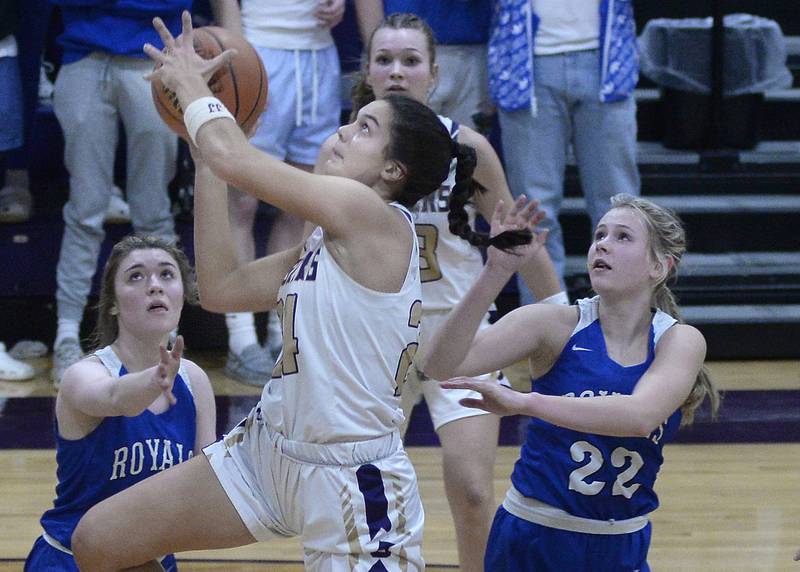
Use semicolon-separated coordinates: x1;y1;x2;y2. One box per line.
484;506;652;572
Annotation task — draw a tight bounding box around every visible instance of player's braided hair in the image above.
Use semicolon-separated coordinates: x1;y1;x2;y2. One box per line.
447;142;533;253
383;94;455;208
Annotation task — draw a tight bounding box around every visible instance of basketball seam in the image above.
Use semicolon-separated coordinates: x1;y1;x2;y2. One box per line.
152;84;185;127
240;56;267;130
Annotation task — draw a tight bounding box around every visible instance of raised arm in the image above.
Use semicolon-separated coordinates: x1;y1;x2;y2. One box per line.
144;12;392;242
459;126;563;302
445;325;706;437
419;199;555;379
192;157;301;312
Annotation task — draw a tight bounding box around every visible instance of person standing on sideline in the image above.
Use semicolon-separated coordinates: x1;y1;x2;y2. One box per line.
25;235;216;571
489;0;641;302
219;0;346;386
49;0;237;386
341;13;565;570
354;0;492;131
420;194;720;571
71;13;531;571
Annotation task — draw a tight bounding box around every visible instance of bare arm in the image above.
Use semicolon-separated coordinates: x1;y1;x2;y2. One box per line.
193;159;302;312
353;0;384;44
208;0;242;34
445;325;706;437
59;338;185;422
145;13;395;243
460;126;562;302
182;360;217;450
418;200;555;379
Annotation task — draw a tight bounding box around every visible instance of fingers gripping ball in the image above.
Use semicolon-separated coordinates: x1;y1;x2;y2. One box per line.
151;26;268;139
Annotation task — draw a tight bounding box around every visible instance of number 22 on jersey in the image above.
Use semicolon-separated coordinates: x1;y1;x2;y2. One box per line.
569;441;644;499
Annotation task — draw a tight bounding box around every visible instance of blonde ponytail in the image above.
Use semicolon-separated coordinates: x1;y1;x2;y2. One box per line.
610;194;721;425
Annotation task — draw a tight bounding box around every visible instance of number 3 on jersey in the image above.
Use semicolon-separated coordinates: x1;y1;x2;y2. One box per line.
271;293;300;378
416;224;442;283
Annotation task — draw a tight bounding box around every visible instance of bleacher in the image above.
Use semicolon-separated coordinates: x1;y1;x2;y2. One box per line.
1;0;798;360
558;1;800;359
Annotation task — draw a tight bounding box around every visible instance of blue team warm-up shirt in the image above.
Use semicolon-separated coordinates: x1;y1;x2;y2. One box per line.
511;296;681;521
40;347;197;551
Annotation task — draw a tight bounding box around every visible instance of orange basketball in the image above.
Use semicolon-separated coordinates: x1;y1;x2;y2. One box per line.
151;26;268;140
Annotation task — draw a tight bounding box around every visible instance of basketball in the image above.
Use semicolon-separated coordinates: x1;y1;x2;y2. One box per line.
151;26;268;140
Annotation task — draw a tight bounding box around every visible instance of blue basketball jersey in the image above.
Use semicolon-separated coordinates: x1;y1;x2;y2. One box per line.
40;346;197;550
511;296;681;521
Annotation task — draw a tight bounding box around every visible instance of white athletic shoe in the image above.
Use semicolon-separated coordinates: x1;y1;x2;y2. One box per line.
0;342;34;381
105;185;131;224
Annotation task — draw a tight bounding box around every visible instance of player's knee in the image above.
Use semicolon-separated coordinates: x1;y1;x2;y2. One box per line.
462;484;494;509
72;508;113;570
448;476;493;510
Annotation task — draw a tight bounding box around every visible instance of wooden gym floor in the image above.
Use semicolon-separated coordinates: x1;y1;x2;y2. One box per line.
1;355;798;570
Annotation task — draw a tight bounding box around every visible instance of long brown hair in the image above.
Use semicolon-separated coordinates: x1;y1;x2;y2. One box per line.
608;194;720;425
91;235;198;349
350;13;437;121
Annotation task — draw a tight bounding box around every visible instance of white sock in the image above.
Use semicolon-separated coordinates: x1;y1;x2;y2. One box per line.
55;319;80;347
539;291;570;305
266;310;282;347
225;312;258;354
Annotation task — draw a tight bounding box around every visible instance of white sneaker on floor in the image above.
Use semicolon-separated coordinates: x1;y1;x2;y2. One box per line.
0;342;34;381
9;340;48;359
105;185;131;224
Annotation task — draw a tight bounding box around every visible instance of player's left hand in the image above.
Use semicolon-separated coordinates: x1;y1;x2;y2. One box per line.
315;0;345;29
441;377;529;416
154;335;184;406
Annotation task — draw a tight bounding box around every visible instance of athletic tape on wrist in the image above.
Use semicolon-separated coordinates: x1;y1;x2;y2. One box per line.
184;97;235;145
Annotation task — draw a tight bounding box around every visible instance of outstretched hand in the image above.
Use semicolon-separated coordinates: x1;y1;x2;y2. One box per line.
143;11;237;92
153;335;184;406
440;377;530;417
487;196;548;275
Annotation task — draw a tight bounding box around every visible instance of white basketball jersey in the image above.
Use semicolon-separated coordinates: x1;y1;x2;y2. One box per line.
413;116;487;311
261;204;423;443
